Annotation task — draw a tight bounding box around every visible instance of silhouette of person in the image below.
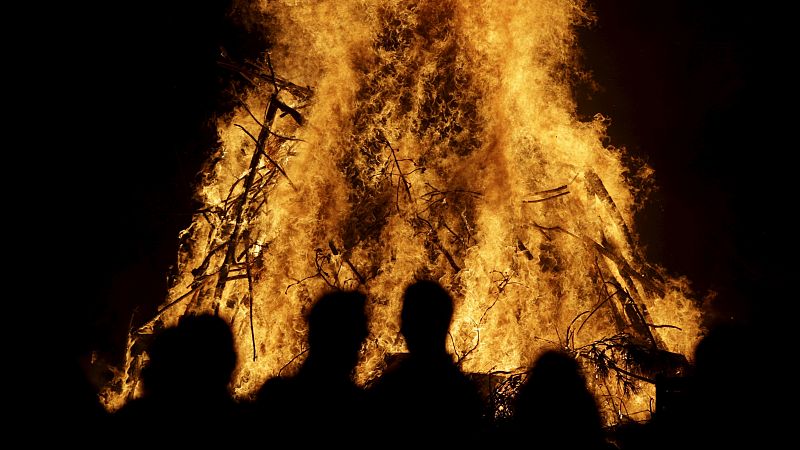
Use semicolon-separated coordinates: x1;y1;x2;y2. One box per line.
683;324;759;448
512;350;609;450
114;313;240;446
368;279;485;445
255;290;369;444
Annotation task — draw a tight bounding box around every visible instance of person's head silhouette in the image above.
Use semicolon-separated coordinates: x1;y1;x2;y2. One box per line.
142;313;236;401
116;314;240;447
514;350;605;448
400;280;453;356
305;290;368;376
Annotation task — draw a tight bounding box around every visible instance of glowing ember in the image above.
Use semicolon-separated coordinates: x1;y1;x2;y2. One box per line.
103;0;702;423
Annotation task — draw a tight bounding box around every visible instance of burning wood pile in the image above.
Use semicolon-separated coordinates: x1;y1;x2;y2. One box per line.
103;0;702;425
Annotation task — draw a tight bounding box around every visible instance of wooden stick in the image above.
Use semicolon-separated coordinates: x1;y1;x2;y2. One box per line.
278;348;309;376
233;124;295;189
516;238;534;260
531;184;568;196
523;191;569;203
328;240;366;285
245;239;257;362
382;134;412;205
213;95;282;308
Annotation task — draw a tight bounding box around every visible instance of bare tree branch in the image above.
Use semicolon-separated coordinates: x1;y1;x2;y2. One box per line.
381;133;412;207
278;348;309;376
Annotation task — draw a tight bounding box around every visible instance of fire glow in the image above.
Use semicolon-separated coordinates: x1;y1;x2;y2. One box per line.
103;0;703;423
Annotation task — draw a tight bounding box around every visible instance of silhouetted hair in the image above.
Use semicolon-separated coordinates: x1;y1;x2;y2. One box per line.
693;324;748;382
307;290;368;351
401;280;453;352
115;313;241;447
520;350;589;399
142;313;236;397
514;350;606;449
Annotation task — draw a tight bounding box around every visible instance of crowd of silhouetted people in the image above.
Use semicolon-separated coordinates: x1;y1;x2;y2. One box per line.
69;279;761;448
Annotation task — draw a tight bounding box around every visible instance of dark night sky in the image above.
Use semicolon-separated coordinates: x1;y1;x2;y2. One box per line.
55;1;785;369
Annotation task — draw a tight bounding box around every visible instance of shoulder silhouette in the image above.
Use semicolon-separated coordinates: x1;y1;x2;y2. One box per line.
368;279;485;445
255;290;369;445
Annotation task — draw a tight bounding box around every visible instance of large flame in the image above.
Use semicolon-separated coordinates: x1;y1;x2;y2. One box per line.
104;0;702;423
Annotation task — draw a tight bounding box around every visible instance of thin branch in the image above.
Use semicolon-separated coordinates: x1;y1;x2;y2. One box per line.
192;242;228;279
531;222;581;240
440;220;465;248
532;335;560;346
531;184;568;196
190;267;226;285
479;297;501;324
605;361;656;384
329;240;366;285
554;325;564;350
269;129;304;142
647;324;682;331
234;124;296;190
236;100;303;140
487;368;528;376
433;238;461;272
516;238;534;260
251;193;270;217
278;348;309;376
575;261;626;338
212;96;282;309
382;135;412;205
235;123;260;144
222;169;253;209
217;58;314;99
457;327;480;366
222;61;260;86
153;287;199;317
457;274;513;366
461;210;474;246
285;247;338;292
232;85;266;129
226;274;250;281
265;52;280;93
490;270;522;294
413;215;461;272
523;191;570;203
418;183;481;216
245;243;258;362
314;250;337;289
284;273;322;294
448;331;460;359
601;379;620;421
257;147;296;191
135;285;203;333
566;310;591;349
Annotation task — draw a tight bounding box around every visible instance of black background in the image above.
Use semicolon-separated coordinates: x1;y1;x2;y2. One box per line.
54;1;784;371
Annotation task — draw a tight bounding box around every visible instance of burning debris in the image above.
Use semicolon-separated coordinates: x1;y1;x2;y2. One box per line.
103;0;702;424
